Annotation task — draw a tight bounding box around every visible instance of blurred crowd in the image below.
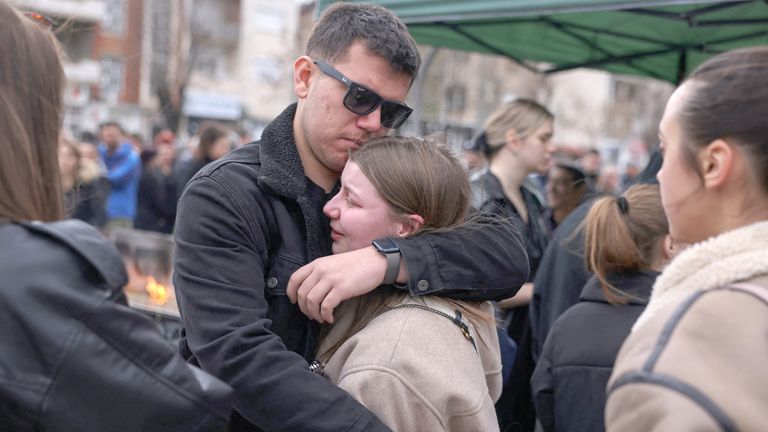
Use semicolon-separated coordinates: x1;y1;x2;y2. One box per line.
59;120;244;234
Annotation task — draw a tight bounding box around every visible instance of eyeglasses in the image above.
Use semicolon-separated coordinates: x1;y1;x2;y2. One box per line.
23;12;55;30
313;59;413;129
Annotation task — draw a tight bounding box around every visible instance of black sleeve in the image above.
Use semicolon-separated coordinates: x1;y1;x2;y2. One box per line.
394;212;529;301
173;174;390;431
43;290;234;431
2;224;232;431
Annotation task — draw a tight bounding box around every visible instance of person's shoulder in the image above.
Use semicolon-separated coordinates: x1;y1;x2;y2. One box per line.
3;220;126;290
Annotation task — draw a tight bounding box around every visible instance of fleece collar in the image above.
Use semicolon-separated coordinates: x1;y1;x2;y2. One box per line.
633;220;768;330
255;103;335;261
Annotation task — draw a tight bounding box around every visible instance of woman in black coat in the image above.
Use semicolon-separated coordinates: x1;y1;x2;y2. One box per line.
531;184;678;432
0;4;233;429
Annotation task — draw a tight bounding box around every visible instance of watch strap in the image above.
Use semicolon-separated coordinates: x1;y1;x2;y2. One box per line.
382;250;400;285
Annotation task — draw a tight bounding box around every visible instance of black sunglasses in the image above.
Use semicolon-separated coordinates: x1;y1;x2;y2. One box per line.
313;59;413;129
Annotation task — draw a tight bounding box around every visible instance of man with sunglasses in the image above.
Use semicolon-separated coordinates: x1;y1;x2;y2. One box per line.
173;3;528;431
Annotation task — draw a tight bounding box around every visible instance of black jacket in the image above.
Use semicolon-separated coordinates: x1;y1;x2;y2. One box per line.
0;219;232;431
530;198;596;359
63;177;109;228
531;271;658;432
174;104;529;432
136;165;177;233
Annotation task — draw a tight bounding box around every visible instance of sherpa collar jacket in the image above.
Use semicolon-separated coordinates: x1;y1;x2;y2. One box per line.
606;220;768;431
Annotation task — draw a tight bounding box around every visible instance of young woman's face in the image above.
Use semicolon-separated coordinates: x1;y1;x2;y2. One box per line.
657;83;708;243
518;120;554;175
323;161;403;254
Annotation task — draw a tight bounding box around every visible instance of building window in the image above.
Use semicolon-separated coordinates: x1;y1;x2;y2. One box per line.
445;85;466;114
103;0;126;35
100;58;124;104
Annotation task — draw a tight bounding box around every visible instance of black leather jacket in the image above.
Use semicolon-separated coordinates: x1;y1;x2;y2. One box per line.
174;104;530;431
0;219;232;431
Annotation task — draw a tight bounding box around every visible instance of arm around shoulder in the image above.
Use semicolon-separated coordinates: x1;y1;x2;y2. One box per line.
395;212;529;301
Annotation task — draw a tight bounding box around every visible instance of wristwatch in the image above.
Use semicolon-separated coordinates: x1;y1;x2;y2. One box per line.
372;237;400;285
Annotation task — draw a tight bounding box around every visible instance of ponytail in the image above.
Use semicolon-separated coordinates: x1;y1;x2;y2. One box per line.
584;184;668;304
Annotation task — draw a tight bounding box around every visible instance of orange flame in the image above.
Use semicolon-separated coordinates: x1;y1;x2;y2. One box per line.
145;275;169;305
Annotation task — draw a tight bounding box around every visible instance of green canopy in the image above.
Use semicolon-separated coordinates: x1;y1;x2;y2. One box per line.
317;0;768;83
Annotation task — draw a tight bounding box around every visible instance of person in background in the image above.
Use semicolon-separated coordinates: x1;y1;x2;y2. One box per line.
98;121;141;230
128;132;146;154
607;46;768;431
316;136;502;431
174;121;232;197
0;4;232;430
135;138;177;234
462;138;488;181
59;137;109;229
596;164;620;195
580;148;601;188
471;98;554;432
544;161;590;232
532;184;675;432
529;150;664;361
174;3;528;430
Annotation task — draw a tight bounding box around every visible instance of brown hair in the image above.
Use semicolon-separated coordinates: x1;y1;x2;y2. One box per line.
584;184;668;305
320;136;487;361
678;46;768;191
483;98;553;158
306;3;420;80
350;136;470;234
196;122;229;161
0;4;64;222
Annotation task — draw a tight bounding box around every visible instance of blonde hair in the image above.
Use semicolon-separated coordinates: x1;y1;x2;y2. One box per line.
583;184;668;304
483;99;553;157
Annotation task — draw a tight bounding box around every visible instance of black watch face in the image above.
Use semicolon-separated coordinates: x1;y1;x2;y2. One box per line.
373;238;399;254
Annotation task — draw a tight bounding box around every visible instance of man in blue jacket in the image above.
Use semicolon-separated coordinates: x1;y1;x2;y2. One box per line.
98;121;141;229
173;3;529;431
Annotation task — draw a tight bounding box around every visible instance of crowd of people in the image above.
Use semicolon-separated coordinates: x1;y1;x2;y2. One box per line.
2;1;768;431
58;119;239;234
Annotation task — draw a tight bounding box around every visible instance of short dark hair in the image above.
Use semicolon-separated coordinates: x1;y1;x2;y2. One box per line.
99;121;124;134
555;160;587;186
306;3;420;80
679;46;768;191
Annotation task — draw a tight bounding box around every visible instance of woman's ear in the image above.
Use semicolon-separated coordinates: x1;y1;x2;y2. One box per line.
293;56;314;99
662;234;675;261
699;138;733;190
504;128;523;152
394;214;425;238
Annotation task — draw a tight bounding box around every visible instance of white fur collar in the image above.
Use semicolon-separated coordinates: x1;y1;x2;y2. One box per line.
633;220;768;331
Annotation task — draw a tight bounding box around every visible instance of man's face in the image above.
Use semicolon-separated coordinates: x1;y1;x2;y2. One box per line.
546;166;585;212
100;125;122;149
296;42;412;176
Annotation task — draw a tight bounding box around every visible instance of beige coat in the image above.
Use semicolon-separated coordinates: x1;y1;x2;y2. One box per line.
606;221;768;431
318;295;502;432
